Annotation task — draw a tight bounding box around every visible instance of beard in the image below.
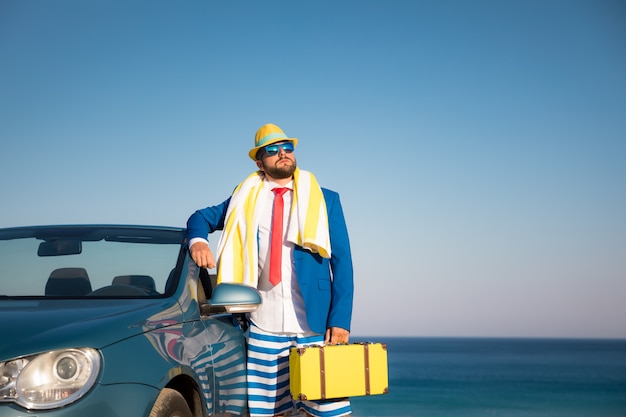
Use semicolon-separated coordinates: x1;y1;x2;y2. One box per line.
262;157;297;180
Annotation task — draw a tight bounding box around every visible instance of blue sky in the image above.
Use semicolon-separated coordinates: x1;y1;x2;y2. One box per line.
1;0;625;338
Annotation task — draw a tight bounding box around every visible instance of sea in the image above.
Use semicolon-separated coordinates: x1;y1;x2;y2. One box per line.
348;337;626;417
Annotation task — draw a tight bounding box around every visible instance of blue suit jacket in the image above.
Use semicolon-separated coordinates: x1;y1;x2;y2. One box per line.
186;188;354;335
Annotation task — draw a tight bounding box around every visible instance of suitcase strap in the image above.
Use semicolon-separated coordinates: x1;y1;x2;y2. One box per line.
364;343;371;395
319;346;326;399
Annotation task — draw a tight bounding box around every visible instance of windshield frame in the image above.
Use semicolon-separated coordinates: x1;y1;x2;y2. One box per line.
0;225;187;299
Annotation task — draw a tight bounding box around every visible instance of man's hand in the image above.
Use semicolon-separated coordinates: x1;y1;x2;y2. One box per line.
190;241;216;269
324;327;350;345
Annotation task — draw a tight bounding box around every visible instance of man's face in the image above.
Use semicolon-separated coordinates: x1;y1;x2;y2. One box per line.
256;141;297;180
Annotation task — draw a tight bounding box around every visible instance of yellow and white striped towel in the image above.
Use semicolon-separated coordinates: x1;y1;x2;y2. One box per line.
216;168;330;286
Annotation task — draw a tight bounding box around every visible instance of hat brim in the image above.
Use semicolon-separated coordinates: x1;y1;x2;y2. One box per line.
248;137;298;160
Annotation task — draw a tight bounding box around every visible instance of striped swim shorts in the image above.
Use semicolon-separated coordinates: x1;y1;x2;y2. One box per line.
247;324;351;417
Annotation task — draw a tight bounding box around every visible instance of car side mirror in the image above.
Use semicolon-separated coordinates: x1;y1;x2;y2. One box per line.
201;283;261;316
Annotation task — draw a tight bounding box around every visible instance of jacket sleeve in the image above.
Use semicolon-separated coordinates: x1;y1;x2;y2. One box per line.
324;190;354;332
186;197;231;243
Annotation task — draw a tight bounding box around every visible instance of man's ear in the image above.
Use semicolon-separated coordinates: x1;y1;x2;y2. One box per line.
255;160;264;171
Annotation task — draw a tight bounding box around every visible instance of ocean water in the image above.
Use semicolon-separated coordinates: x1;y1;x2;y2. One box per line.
349;337;626;417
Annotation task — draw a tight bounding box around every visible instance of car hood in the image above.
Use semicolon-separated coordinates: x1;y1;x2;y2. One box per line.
0;298;183;361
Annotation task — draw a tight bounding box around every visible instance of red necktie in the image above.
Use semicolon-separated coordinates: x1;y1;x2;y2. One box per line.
269;187;289;286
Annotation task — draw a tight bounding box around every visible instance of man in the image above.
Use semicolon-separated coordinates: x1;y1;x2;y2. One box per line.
186;123;354;417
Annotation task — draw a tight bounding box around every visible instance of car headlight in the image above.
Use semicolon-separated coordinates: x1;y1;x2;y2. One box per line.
0;348;100;410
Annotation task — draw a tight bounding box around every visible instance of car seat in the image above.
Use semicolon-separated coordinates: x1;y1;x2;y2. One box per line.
112;275;157;294
45;267;92;296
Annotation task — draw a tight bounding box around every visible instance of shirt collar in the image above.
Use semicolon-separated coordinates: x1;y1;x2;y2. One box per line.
264;179;293;190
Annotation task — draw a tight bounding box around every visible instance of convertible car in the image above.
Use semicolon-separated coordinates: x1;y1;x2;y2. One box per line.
0;224;261;417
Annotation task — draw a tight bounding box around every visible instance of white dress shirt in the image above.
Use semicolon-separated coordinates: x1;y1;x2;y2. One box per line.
251;179;312;334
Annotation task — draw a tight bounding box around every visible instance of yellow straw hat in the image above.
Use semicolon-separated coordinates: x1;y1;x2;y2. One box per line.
248;123;298;160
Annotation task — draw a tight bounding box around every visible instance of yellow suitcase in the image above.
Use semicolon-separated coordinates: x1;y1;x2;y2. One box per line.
289;342;389;401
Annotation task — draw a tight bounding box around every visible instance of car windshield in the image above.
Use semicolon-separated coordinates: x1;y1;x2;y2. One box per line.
0;225;185;298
